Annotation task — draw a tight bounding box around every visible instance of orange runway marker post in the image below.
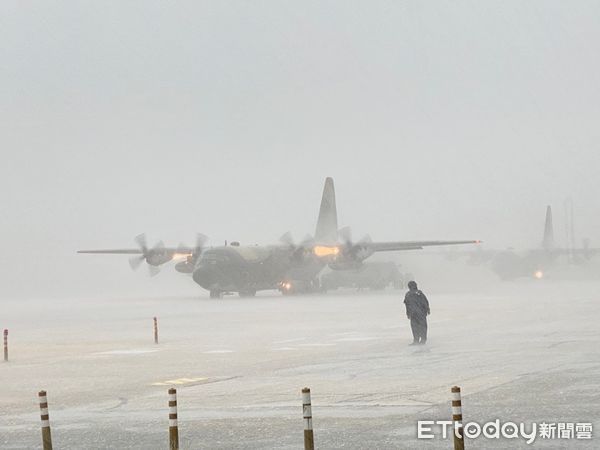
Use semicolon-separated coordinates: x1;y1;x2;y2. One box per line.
451;386;465;450
39;390;53;450
302;387;315;450
154;317;159;344
168;388;179;450
3;329;7;362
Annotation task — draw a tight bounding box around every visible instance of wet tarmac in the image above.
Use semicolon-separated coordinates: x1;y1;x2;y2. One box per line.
1;281;599;448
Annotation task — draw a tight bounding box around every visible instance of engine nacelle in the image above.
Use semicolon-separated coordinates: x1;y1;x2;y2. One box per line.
328;243;374;270
146;253;172;267
174;260;195;273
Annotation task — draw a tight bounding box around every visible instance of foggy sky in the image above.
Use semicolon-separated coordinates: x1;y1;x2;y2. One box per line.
1;1;599;299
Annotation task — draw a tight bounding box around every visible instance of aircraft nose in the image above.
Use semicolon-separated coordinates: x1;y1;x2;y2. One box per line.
193;265;221;290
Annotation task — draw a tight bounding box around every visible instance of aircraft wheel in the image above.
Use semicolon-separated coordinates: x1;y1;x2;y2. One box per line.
311;278;320;292
209;290;222;299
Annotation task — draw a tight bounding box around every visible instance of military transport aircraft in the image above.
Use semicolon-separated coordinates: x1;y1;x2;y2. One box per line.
468;205;599;280
78;178;478;298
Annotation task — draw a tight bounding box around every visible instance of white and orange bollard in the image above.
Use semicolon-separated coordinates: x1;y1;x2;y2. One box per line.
38;390;53;450
451;386;465;450
168;388;179;450
302;387;315;450
3;329;7;362
154;317;159;344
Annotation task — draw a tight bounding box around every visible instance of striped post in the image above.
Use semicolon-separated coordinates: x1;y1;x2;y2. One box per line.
168;388;179;450
451;386;464;450
302;387;314;450
153;317;159;344
3;329;7;362
38;390;53;450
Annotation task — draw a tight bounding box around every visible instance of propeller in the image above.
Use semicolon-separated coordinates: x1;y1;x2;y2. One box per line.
338;226;352;244
279;231;295;247
337;227;371;260
300;234;316;248
195;233;208;250
147;264;161;277
279;232;315;263
174;233;209;274
188;233;208;269
149;240;165;276
128;234;168;276
128;233;149;271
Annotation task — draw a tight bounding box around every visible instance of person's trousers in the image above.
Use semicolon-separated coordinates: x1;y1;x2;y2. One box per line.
410;316;428;343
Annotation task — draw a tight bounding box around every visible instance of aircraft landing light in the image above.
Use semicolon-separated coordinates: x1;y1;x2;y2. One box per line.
313;245;340;257
171;253;192;260
534;270;544;279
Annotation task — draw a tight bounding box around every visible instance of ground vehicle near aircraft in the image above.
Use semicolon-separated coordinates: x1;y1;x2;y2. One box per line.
320;261;407;291
79;178;478;297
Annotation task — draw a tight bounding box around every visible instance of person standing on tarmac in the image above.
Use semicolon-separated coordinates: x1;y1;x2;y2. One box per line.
404;280;430;345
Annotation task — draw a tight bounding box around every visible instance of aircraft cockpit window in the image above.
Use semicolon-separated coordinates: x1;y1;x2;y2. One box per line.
233;246;269;262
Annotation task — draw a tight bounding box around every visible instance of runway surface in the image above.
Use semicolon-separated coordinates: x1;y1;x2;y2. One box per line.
1;281;599;448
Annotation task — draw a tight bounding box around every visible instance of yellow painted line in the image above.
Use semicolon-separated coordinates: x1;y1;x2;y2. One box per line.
151;377;208;387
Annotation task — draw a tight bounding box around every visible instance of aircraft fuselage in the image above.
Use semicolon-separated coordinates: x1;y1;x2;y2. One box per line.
192;245;324;296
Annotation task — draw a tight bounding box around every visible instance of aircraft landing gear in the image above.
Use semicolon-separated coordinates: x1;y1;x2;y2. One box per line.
209;290;222;299
239;290;256;298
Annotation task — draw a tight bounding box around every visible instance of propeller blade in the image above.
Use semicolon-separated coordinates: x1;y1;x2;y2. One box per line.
134;233;148;252
147;264;161;277
358;234;372;244
300;234;315;248
129;255;145;271
338;227;353;244
195;233;208;249
279;232;294;246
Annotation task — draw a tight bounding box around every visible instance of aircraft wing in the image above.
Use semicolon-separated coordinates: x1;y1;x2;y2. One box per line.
78;249;143;254
367;240;480;252
77;247;194;255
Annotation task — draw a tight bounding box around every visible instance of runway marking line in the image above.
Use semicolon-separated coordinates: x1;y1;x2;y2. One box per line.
151;377;208;386
273;338;306;344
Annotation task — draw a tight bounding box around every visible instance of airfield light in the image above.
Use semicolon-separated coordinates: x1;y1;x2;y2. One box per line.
534;270;544;279
313;246;340;257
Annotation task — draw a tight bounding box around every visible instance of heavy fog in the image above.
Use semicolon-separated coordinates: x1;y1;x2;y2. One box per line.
1;0;599;299
1;2;600;449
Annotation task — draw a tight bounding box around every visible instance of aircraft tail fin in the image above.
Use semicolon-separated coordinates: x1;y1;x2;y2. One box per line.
314;177;338;244
542;205;554;250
